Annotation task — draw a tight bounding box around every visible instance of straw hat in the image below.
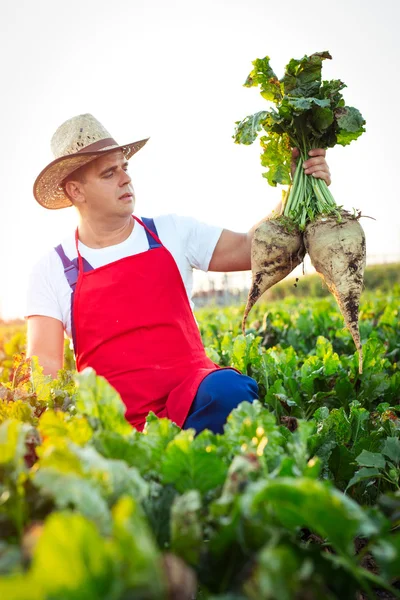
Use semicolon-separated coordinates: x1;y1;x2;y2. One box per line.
33;113;149;209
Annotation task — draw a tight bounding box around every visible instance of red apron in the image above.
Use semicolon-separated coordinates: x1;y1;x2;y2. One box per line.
73;215;222;431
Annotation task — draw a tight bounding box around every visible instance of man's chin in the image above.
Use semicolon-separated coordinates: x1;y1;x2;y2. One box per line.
118;199;135;213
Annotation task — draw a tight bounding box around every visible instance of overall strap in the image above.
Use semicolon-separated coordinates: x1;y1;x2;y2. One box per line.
54;244;94;291
54;244;94;353
140;217;162;249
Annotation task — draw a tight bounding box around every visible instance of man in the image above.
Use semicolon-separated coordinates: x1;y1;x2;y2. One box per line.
27;114;331;434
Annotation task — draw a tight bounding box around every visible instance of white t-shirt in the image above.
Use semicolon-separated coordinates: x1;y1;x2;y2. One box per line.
26;214;223;339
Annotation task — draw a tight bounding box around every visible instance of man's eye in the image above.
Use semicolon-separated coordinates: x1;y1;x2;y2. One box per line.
105;172;113;178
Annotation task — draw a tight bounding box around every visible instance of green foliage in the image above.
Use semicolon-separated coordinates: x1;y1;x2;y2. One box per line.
75;368;132;435
161;429;229;494
170;490;202;565
0;290;399;598
243;477;376;555
0;498;166;599
234;51;366;227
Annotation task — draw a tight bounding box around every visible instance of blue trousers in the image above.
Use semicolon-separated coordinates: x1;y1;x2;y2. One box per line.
183;369;259;435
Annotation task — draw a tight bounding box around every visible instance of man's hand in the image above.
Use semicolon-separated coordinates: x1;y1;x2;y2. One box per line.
291;148;331;187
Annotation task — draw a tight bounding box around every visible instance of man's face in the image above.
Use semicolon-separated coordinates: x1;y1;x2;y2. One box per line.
74;150;135;217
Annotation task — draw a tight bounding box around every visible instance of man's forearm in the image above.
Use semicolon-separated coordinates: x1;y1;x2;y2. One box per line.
26;316;65;379
27;351;63;379
39;357;63;379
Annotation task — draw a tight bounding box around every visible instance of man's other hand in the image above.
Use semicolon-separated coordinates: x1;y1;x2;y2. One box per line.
291;148;331;187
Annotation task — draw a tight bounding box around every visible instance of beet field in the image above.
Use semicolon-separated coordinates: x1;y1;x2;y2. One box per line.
0;288;399;599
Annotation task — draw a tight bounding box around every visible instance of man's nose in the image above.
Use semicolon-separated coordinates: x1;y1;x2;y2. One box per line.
120;169;131;185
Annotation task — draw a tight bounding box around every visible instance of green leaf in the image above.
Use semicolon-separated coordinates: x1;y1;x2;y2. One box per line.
286;97;330;113
233;111;269;145
30;512;119;599
259;134;292;187
72;444;149;503
0;541;22;575
161;430;228;494
0;574;43;600
300;355;324;396
372;533;400;581
315;336;341;375
35;437;85;474
231;334;263;373
75;368;132;436
285;420;317;475
95;416;180;478
335;106;366;146
111;496;166;595
34;439;148;527
329;445;357;489
356;450;386;469
32;468;112;534
378;491;400;523
265;379;297;416
38;409;93;446
29;356;53;404
312;106;334;132
170;490;202;565
243;543;306;600
0;419;31;467
318;407;352;446
382;437;400;465
244;56;283;103
0;400;34;426
139;415;181;474
243;477;376;555
319;79;347;105
208;596;248;600
223;401;286;465
314;439;338;473
346;467;382;490
313;406;329;422
349;401;370;445
205;346;221;364
143;482;178;548
92;431;142;465
213;454;263;513
245;541;359;599
282;51;332;97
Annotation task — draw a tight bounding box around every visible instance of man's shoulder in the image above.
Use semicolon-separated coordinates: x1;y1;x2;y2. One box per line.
151;213;180;227
30;233;76;277
151;213;185;238
152;213;218;235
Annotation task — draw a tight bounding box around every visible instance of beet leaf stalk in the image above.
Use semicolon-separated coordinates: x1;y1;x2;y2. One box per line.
283;150;340;229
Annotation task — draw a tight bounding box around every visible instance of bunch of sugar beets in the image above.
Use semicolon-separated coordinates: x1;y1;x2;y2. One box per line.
234;51;367;373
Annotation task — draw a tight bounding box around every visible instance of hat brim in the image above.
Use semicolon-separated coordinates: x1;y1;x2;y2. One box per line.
33;138;149;210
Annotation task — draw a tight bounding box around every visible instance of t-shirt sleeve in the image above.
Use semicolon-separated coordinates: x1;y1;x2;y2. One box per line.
25;253;64;323
171;214;223;272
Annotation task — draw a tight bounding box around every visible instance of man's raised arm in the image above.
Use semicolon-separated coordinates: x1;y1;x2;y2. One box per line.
208;149;331;273
27;316;65;378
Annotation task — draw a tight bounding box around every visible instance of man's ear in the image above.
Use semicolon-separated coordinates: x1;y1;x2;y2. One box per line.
64;180;85;205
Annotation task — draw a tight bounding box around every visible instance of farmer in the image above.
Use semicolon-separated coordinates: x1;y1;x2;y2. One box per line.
27;114;331;434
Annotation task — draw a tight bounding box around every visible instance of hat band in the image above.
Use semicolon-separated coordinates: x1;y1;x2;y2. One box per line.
77;137;119;153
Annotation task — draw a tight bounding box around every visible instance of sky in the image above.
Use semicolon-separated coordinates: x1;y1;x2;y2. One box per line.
0;0;399;319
